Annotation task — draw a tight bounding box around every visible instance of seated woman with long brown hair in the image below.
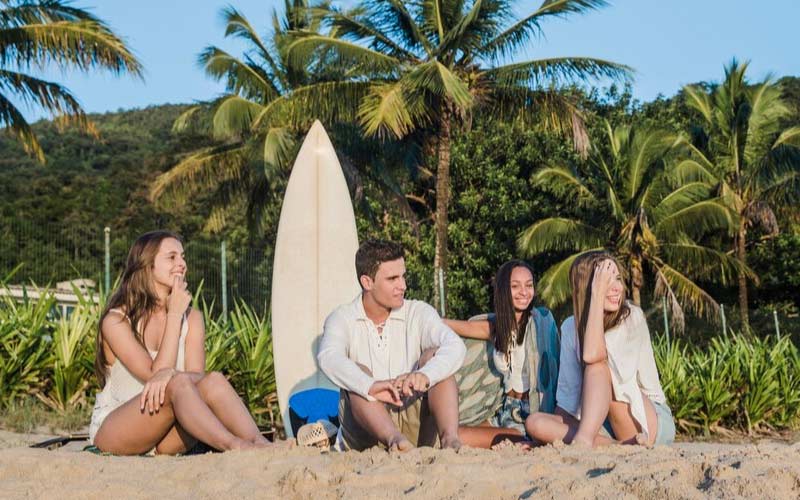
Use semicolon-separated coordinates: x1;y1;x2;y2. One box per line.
525;251;675;448
89;230;273;455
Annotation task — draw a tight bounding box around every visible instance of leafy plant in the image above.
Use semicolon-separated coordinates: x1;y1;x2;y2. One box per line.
0;286;53;403
37;286;99;413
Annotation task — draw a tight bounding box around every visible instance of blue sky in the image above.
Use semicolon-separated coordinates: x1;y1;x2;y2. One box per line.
27;0;800;120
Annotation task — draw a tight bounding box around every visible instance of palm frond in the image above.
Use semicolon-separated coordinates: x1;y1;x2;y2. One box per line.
357;81;419;138
623;129;678;203
480;0;610;61
171;105;203;134
654;198;736;240
198;46;281;101
0;90;43;161
306;6;413;59
404;60;473;109
517;217;606;255
211;95;263;140
537;249;602;308
659;238;751;286
251;80;370;131
654;263;719;323
150;144;250;208
683;84;713;124
487;57;631;89
773;126;800;149
0;20;142;76
532;165;596;206
261;126;296;171
287;34;400;74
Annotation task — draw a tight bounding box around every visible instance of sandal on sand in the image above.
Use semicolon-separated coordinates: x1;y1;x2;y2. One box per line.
296;420;338;450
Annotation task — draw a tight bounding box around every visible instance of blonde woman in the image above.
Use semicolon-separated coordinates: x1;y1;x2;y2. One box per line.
526;251;675;447
90;230;272;455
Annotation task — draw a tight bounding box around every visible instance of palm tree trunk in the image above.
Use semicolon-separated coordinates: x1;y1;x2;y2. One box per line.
736;219;750;331
433;108;452;313
630;255;643;306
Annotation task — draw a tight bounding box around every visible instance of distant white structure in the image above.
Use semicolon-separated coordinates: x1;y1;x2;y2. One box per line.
0;279;100;316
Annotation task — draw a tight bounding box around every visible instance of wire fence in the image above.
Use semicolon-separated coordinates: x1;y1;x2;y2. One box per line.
0;220;270;316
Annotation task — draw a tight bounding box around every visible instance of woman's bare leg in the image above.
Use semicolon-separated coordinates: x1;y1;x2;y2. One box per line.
572;361;613;447
527;406;616;447
163;372;256;451
607;390;659;445
458;425;524;448
154;423;197;455
195;371;269;444
93;396;181;455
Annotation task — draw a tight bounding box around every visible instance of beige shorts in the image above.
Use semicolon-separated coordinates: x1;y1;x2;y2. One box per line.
338;390;439;451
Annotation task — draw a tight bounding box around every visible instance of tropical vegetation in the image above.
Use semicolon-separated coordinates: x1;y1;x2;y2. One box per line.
678;60;800;329
0;0;141;161
518;122;748;329
0;1;799;439
287;0;631;306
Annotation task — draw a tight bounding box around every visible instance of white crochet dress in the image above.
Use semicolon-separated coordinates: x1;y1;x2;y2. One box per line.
89;309;188;444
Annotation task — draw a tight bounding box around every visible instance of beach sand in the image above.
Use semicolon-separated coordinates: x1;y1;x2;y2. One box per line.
1;430;798;499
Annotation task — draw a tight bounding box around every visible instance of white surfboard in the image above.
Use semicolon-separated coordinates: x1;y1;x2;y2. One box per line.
271;120;360;437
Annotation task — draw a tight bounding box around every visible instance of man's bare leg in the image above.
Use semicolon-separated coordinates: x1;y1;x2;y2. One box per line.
417;349;461;450
426;375;461;449
572;361;613;447
347;392;412;451
348;364;411;451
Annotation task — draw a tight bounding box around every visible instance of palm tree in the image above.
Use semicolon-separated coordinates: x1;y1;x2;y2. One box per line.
150;1;352;232
518;122;746;329
286;0;632;307
0;0;141;161
679;60;800;329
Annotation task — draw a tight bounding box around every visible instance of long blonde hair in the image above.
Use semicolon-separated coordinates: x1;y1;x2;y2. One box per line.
94;230;181;387
569;251;630;360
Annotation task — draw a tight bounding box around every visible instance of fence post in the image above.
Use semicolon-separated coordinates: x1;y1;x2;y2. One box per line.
720;304;727;338
662;296;670;345
774;310;781;339
104;227;110;295
438;268;446;318
221;240;228;322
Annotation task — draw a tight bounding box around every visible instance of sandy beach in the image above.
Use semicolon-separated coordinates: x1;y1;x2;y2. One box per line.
1;430;798;499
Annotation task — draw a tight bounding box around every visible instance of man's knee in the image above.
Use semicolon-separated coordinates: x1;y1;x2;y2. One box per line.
418;348;438;368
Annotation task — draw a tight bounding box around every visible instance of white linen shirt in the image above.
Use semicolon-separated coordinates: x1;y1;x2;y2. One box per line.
318;294;467;402
555;304;667;438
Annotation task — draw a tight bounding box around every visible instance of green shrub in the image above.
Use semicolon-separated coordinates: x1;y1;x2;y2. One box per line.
655;332;800;435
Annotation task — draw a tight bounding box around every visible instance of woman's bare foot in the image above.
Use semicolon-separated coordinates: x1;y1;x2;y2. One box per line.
387;434;413;453
227;437;257;451
570;433;594;449
491;439;532;451
440;433;462;451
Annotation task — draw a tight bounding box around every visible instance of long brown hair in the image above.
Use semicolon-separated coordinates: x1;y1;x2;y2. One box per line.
94;230;182;387
492;260;535;356
569;251;630;360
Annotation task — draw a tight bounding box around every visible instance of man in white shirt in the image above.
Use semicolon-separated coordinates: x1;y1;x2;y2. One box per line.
318;240;466;451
